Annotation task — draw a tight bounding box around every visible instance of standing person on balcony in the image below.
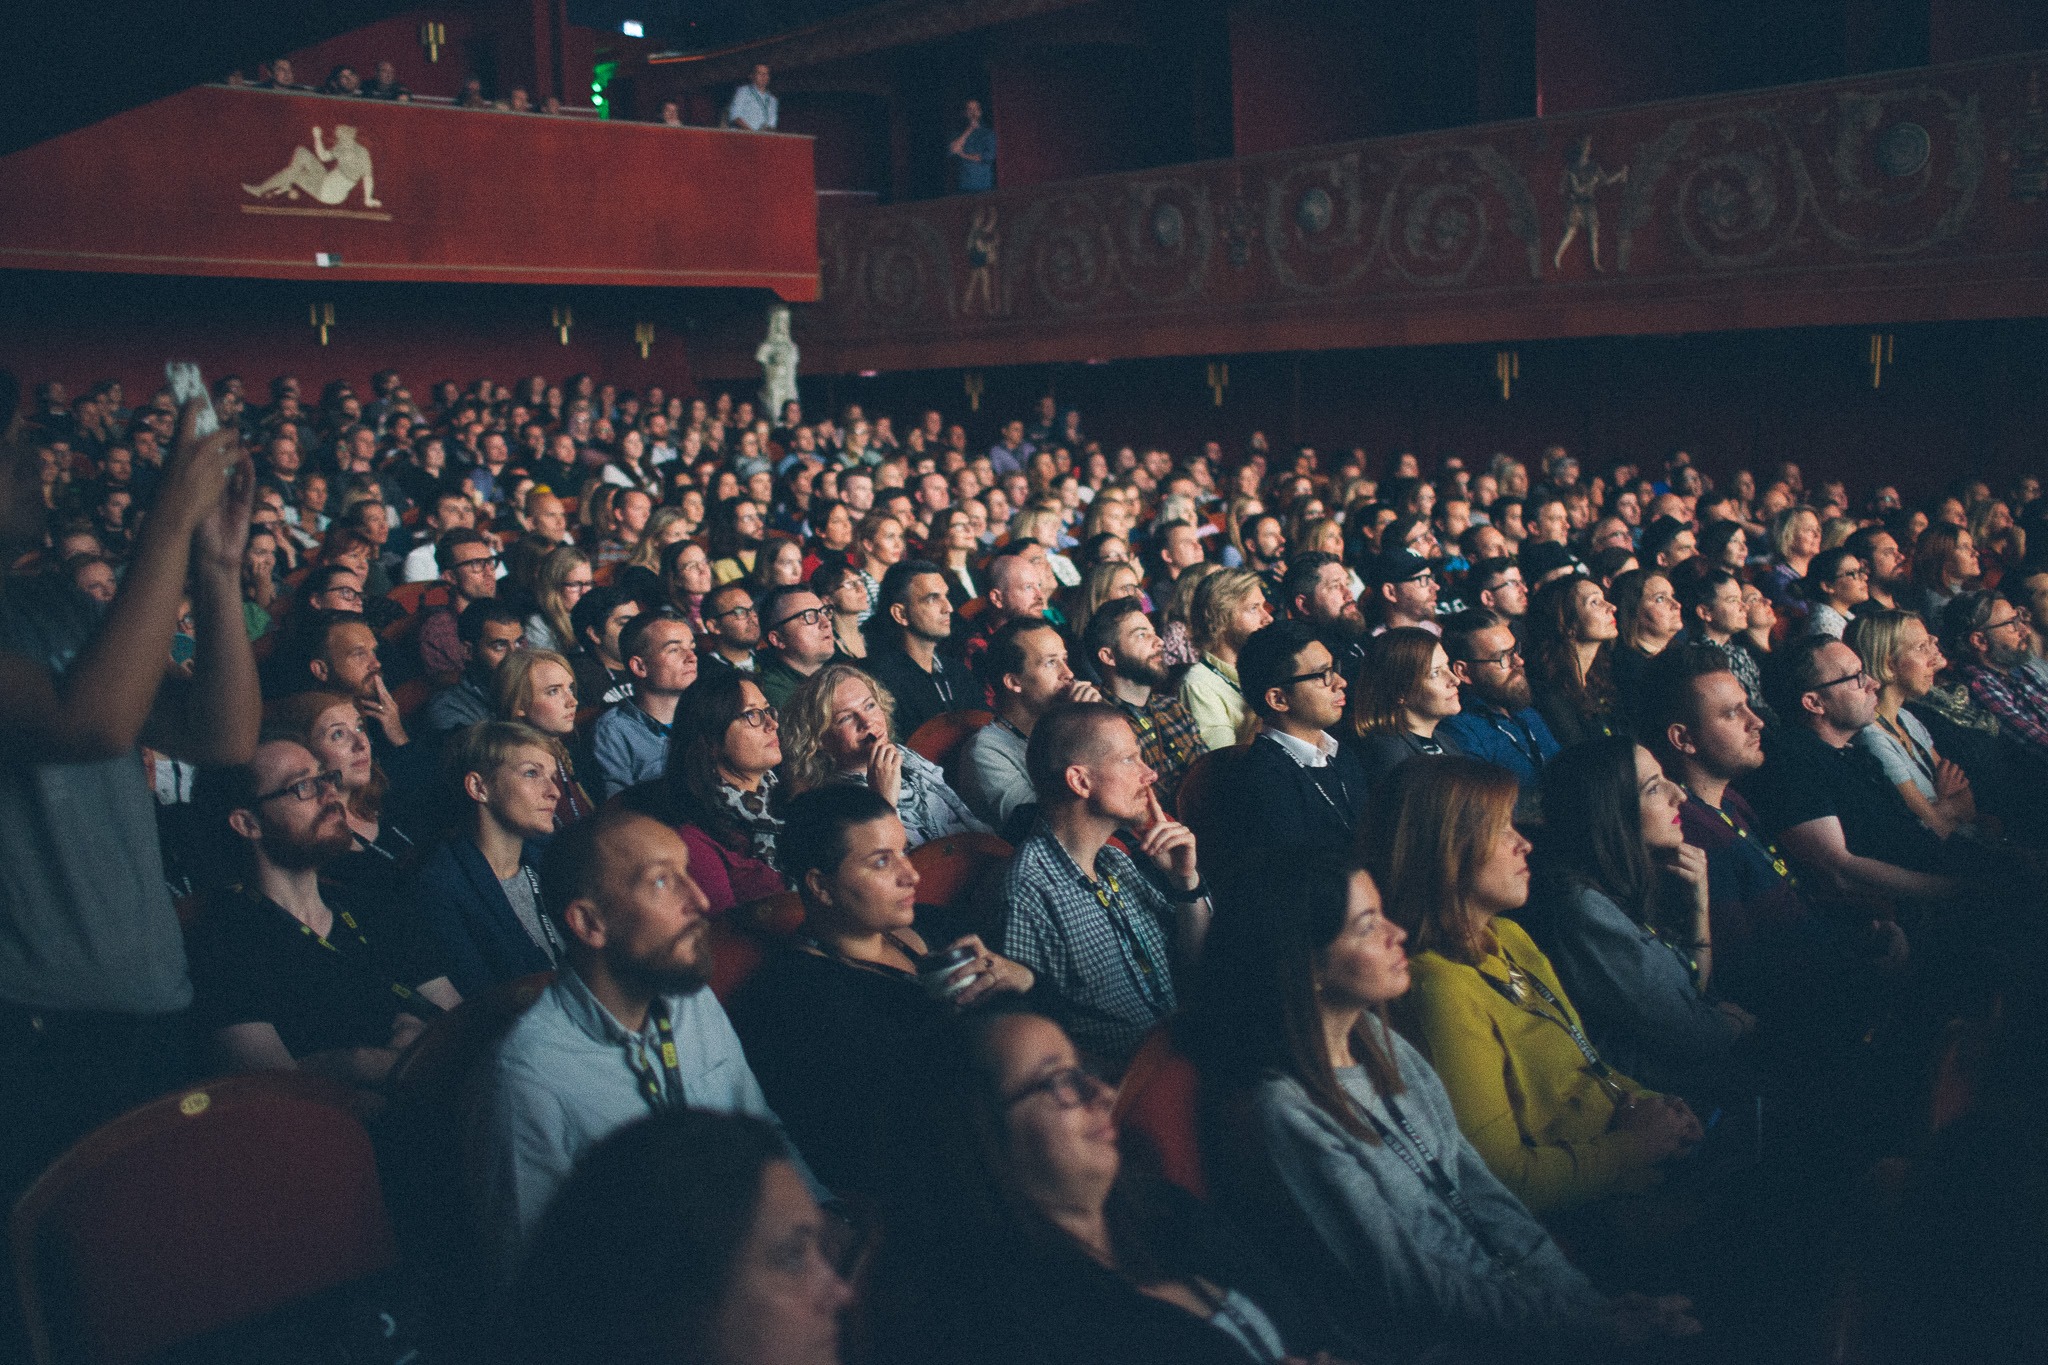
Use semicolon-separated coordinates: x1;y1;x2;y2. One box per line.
949;99;997;193
728;64;778;131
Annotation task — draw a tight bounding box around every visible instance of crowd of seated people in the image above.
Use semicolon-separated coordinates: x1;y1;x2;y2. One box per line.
224;55;580;116
7;359;2048;1363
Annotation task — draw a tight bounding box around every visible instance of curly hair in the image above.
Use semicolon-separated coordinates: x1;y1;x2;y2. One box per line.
776;663;897;794
1193;567;1265;654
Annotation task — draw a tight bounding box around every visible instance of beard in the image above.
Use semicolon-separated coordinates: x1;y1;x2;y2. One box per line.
1989;641;2034;671
1481;671;1534;711
1112;647;1169;688
259;816;356;871
612;918;713;998
1320;612;1367;644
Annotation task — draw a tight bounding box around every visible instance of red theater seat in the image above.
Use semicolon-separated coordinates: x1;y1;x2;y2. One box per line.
1113;1027;1207;1199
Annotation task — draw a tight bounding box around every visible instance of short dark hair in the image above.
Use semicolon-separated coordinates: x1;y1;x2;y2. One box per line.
1639;516;1688;564
776;783;897;896
1439;607;1508;665
1467;556;1515;592
618;607;686;664
1082;596;1147;666
754;584;815;642
571;582;635;649
1681;568;1741;624
1635;643;1740;764
1237;619;1322;721
435;528;490;572
1281;551;1341;616
458;597;523;646
1023;701;1128;805
1766;634;1844;723
981;616;1056;694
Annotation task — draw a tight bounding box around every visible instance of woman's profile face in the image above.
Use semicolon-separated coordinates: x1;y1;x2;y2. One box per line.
1890;618;1945;699
813;814;918;934
821;678;887;769
520;661;579;737
1317;870;1410;1007
1634;745;1685;852
768;541;805;586
707;1160;853;1365
721;680;783;777
1572;583;1618;642
1468;813;1532;915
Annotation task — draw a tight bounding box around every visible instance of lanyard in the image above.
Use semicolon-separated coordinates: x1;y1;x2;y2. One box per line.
1484;709;1542;768
353;823;414;865
1681;787;1795;886
1354;1092;1520;1271
288;901;442;1017
931;660;957;709
1201;659;1241;695
1477;949;1629;1106
1875;713;1937;783
1188;1280;1285;1365
1086;869;1171;1014
519;863;566;959
625;999;686;1112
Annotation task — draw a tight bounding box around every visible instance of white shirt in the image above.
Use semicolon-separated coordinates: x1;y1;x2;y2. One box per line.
1264;725;1338;769
728;84;778;130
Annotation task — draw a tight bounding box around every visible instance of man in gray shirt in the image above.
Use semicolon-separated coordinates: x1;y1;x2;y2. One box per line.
959;617;1097;833
0;389;261;1197
468;807;817;1277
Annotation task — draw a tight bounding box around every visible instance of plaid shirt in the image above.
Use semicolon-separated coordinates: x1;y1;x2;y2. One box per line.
1961;662;2048;753
996;830;1178;1076
1111;689;1204;812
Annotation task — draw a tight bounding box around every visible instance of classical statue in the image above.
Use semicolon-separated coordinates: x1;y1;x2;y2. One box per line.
962;205;1000;315
1553;135;1626;272
756;304;800;420
243;125;381;208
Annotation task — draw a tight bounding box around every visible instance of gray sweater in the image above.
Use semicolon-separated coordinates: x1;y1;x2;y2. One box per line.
1246;1026;1605;1343
1520;882;1741;1095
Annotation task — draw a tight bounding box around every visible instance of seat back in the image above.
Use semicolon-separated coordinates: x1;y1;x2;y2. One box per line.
905;709;993;766
909;832;1013;943
1173;746;1244;849
12;1073;394;1365
710;890;805;1002
1113;1028;1207;1199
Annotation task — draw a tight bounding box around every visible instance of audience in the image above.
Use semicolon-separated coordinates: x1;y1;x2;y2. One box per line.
10;355;2046;1363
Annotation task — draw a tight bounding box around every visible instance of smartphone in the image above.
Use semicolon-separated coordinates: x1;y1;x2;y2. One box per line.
164;361;219;440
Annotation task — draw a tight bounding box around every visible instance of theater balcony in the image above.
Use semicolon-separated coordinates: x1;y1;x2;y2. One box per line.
756;49;2047;378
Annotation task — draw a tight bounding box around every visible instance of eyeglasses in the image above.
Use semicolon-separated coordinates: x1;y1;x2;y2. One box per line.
708;601;759;622
1812;667;1872;693
451;554;501;572
324;585;364;603
1832;566;1869;581
254;770;345;804
1280;665;1342;689
770;606;830;631
1985;609;2032;634
1001;1065;1106;1111
1470;646;1523;669
735;705;778;730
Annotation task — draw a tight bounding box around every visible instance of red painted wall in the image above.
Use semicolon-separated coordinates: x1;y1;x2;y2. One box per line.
0;273;699;417
0;85;819;297
1228;2;1378;157
988;46;1158;189
1533;0;1690;116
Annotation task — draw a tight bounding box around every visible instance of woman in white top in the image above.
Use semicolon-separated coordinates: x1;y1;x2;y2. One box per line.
1847;609;1978;839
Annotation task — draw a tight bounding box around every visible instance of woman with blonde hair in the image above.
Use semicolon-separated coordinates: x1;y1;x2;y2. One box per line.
1179;567;1274;751
1343;626;1463;789
1847;609;1978;840
1010;506;1079;588
1300;517;1367;599
1068;559;1144;646
1221;495;1264;569
777;664;986;848
492;648;596;825
621;506;691;579
525;545;593;653
1762;505;1822;612
1360;757;1698;1216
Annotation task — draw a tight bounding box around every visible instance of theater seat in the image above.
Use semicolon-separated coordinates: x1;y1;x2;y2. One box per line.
1173;745;1245;851
711;890;804;1002
12;1072;395;1365
910;832;1012;943
391;675;435;722
1113;1027;1207;1199
906;708;993;767
382;580;447;620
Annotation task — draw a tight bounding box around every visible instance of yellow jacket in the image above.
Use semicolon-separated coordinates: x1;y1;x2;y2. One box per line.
1404;917;1662;1215
1179;653;1247;753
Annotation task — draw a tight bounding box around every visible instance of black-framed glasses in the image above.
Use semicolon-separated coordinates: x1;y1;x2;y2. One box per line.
708;601;759;622
1833;566;1869;580
770;605;830;631
451;553;502;572
736;705;778;730
1280;665;1342;688
1001;1065;1106;1111
1470;645;1523;669
324;585;364;603
1812;668;1871;693
254;770;345;804
1985;609;2032;634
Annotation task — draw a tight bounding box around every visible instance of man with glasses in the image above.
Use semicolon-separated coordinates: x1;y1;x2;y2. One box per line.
754;585;841;712
697;583;761;678
1437;608;1560;805
419;530;501;675
1748;636;1959;903
1945;591;2048;762
188;740;460;1106
1226;621;1369;862
592;611;700;797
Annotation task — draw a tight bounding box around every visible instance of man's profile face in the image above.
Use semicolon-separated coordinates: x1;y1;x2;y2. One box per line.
241;741;354;869
589;818;715;994
1076;718;1154;826
1457;624;1530;710
1685;672;1764;776
1108;611;1167;686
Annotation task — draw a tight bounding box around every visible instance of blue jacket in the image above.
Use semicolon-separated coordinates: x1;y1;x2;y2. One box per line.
1436;698;1559;791
411;835;555;997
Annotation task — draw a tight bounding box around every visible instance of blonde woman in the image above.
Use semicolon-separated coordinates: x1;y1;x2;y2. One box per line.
1178;567;1275;751
1221;495;1264;569
1159;561;1218;669
776;664;987;848
1067;559;1143;645
1847;610;1977;840
1301;516;1367;600
622;507;692;579
493;648;596;825
1009;506;1079;588
525;546;593;653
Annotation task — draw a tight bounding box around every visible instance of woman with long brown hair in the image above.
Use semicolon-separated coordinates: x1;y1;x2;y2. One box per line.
1525;574;1624;748
1342;626;1463;790
1360;757;1698;1216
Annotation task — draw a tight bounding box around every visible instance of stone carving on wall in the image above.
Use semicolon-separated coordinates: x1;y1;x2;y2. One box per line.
1121;178;1215;304
1553;136;1627;271
756;303;799;418
241;125;388;220
2005;70;2047;204
962;205;1002;315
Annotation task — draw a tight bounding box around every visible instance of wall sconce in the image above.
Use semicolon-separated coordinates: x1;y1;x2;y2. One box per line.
635;322;655;360
420;21;447;62
963;371;985;412
551;305;574;345
1495;350;1519;400
1869;332;1894;389
308;302;335;346
1206;361;1229;407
